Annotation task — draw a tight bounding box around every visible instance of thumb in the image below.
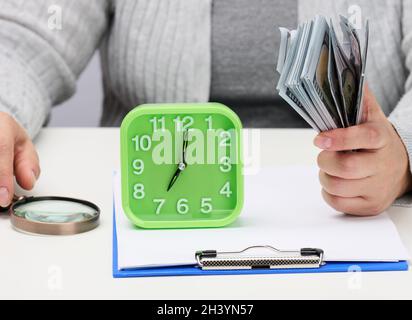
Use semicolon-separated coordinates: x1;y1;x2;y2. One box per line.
362;84;386;123
14;136;40;191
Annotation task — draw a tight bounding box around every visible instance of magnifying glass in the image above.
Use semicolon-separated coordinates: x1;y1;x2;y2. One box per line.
1;196;100;236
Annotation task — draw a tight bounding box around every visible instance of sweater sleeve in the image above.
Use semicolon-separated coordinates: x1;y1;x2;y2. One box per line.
0;0;109;138
389;0;412;206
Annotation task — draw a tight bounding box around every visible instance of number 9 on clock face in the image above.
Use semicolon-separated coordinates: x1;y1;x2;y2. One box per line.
120;103;244;229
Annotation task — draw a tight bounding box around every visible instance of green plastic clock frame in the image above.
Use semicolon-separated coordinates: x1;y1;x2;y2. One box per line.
120;103;244;229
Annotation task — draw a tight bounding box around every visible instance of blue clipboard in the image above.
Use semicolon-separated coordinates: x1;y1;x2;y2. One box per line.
112;211;408;278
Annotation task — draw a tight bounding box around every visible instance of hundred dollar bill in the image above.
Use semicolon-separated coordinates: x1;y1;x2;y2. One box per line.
286;21;330;131
276;26;321;131
301;16;340;130
330;22;358;127
355;20;369;125
277;27;290;74
328;31;347;128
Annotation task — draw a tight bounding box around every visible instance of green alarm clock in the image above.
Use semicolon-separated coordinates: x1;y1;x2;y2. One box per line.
120;103;244;229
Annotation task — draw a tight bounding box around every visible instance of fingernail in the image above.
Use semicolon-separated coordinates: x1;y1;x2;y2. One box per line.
314;136;332;149
0;187;10;207
31;171;37;187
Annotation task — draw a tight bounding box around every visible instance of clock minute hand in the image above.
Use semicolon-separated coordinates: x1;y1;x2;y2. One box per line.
182;130;189;164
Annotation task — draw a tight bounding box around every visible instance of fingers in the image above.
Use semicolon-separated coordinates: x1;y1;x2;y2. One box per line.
314;122;389;151
321;189;385;216
317;150;379;179
14;139;40;190
0;123;14;207
0;113;40;207
319;171;371;198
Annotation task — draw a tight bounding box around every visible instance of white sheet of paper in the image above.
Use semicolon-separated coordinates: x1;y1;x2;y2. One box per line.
114;166;409;270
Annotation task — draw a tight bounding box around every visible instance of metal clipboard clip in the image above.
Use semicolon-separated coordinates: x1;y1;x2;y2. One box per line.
195;246;324;271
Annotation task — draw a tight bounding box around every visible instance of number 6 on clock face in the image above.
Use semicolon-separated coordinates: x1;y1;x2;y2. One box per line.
120;103;244;229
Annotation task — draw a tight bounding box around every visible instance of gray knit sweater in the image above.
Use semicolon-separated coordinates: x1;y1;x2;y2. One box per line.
0;0;412;171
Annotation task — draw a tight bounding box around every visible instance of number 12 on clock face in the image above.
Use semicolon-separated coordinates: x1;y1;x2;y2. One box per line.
120;103;244;229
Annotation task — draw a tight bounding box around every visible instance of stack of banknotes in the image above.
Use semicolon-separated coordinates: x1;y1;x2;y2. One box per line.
276;15;369;132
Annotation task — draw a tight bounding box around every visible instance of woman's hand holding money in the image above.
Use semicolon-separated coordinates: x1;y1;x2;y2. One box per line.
314;86;412;216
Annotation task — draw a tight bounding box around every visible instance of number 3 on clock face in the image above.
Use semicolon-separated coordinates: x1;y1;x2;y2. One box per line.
120;103;244;229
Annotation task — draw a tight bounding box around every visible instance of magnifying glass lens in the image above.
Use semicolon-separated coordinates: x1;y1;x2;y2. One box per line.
10;197;100;235
14;200;98;223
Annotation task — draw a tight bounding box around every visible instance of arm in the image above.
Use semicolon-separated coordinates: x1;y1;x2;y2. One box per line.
387;0;412;206
0;0;110;137
0;0;109;207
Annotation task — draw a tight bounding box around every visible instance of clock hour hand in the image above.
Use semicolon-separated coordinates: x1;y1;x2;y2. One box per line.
167;163;186;192
167;131;189;192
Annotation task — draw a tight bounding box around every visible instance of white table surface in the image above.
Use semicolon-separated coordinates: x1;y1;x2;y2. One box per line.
1;128;412;300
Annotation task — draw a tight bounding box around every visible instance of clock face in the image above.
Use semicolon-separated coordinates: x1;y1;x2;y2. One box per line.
120;103;243;229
